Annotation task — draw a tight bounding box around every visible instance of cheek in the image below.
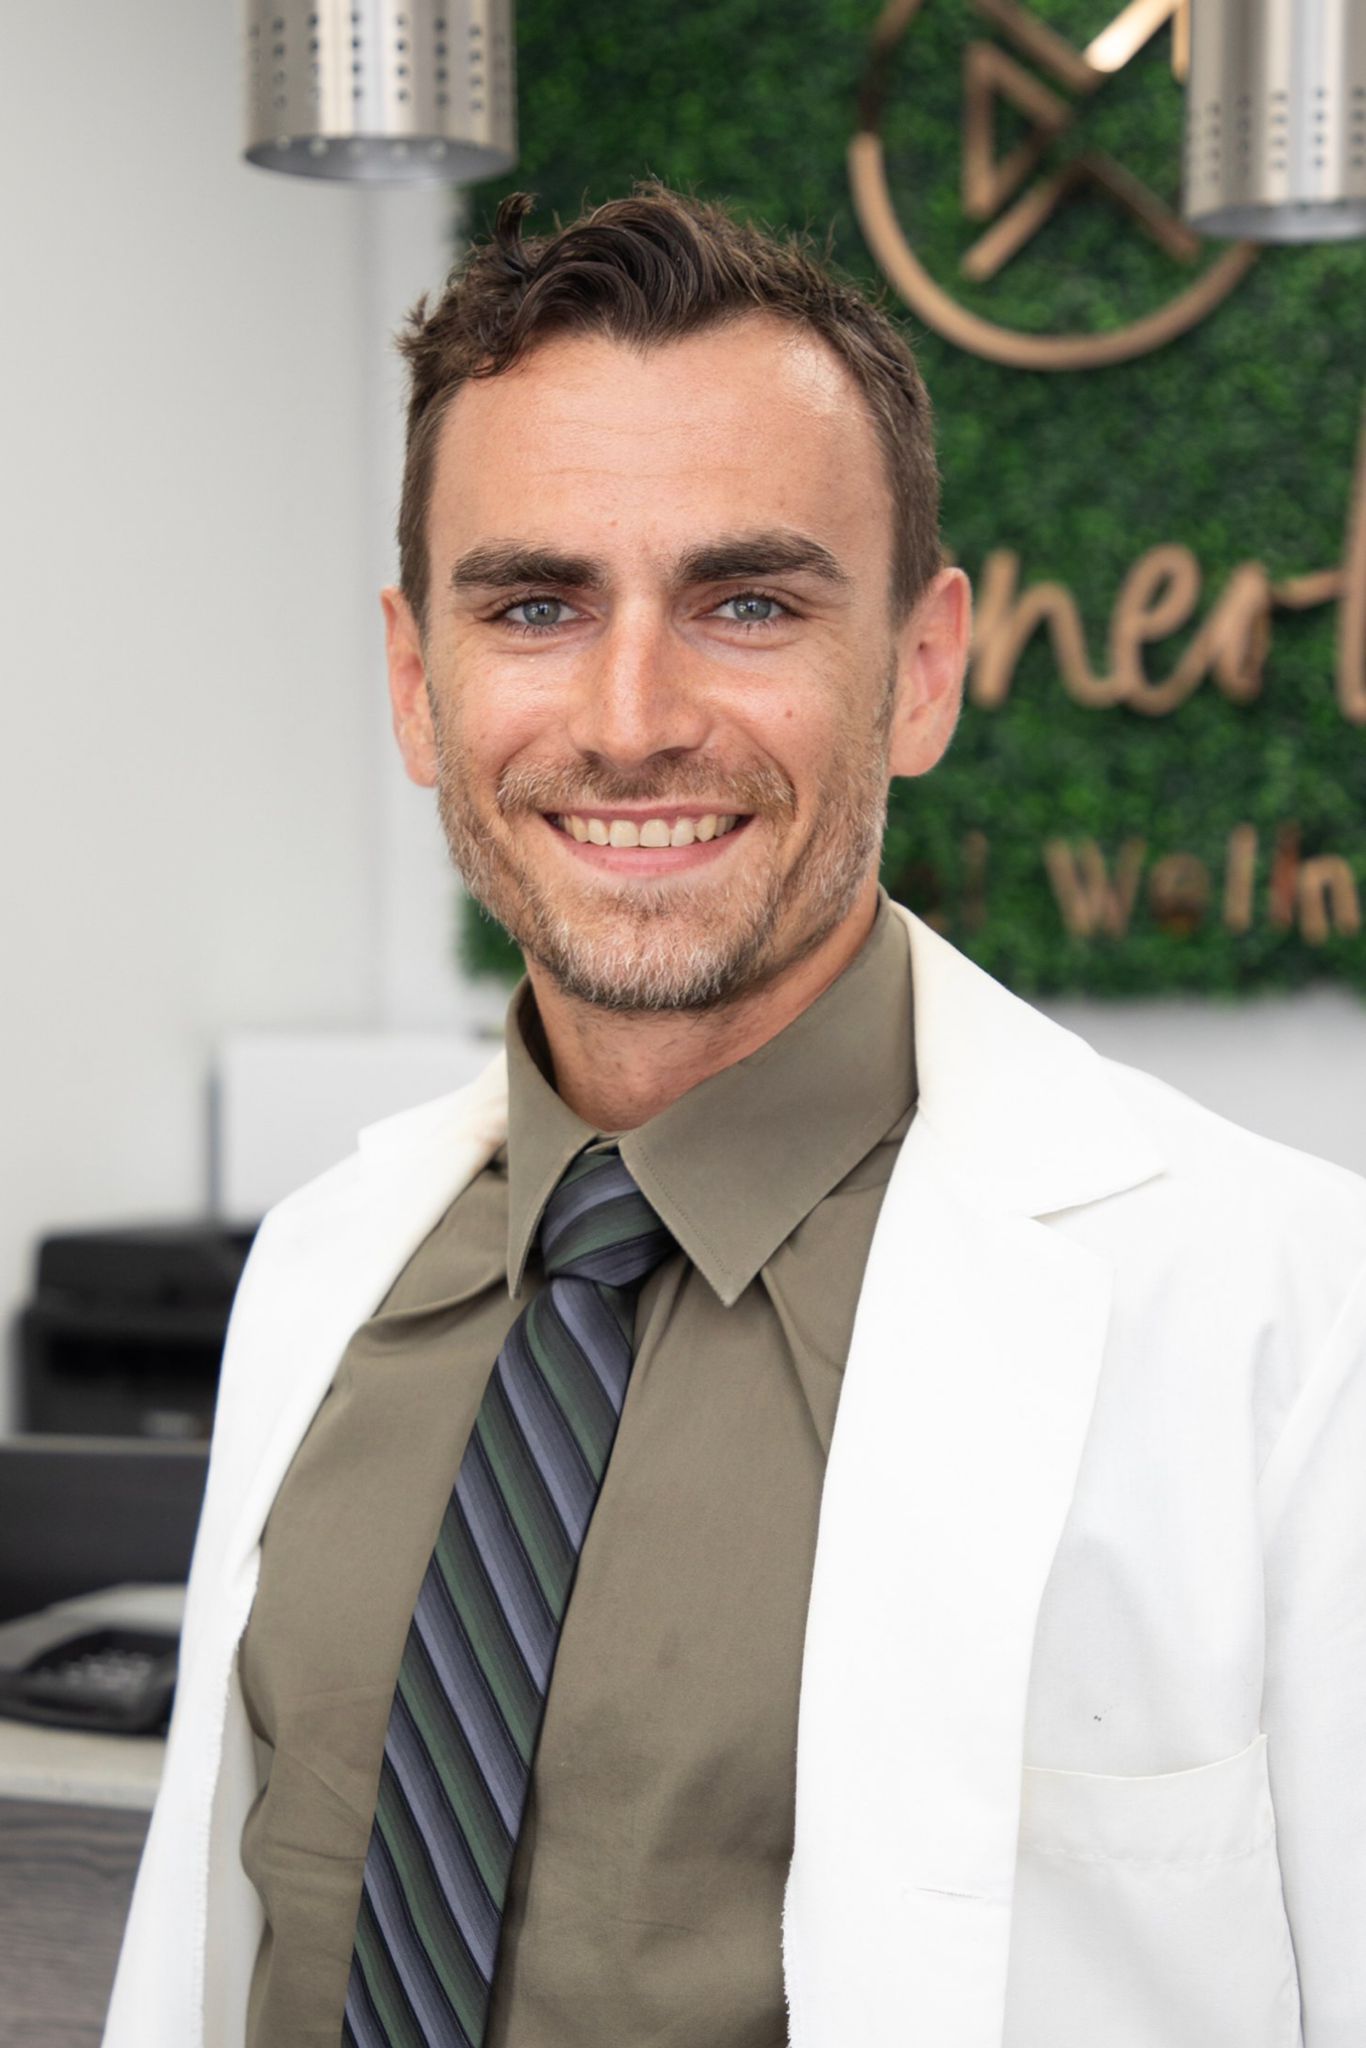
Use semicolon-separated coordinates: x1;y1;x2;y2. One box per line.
430;668;536;793
758;693;861;791
448;645;578;762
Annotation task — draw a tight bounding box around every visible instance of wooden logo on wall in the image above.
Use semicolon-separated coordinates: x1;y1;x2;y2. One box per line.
851;0;1258;369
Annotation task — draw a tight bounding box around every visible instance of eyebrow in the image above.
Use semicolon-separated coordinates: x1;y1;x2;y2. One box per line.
448;529;852;597
674;531;851;590
450;543;599;592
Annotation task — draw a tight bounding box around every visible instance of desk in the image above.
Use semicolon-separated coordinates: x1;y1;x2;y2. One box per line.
0;1588;178;2048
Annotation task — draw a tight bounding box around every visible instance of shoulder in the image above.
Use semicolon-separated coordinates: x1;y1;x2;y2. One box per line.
1102;1054;1366;1238
1080;1056;1366;1390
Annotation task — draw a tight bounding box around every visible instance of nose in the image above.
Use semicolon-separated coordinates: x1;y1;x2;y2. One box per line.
563;606;713;772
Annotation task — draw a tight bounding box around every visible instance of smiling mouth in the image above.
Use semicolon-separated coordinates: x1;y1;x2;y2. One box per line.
547;811;747;848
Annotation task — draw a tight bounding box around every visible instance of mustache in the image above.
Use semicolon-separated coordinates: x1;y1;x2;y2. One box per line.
495;757;798;819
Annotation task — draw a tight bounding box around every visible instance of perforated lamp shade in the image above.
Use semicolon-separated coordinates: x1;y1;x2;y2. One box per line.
243;0;516;184
1184;0;1366;241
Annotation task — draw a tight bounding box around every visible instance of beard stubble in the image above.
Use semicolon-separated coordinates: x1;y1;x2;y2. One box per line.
430;685;892;1014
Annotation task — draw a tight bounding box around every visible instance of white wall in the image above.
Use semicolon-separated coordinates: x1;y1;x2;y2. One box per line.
0;0;465;1428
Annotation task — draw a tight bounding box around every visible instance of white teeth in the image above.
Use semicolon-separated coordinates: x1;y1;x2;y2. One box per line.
564;812;738;847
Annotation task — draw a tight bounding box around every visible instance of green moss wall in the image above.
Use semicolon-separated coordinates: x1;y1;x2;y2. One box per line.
460;0;1366;996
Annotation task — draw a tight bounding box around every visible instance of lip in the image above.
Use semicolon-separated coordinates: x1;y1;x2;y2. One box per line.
536;811;754;877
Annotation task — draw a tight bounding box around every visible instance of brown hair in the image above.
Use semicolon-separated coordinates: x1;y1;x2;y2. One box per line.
396;182;941;628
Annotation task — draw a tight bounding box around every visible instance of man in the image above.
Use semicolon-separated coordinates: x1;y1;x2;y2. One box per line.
106;188;1366;2048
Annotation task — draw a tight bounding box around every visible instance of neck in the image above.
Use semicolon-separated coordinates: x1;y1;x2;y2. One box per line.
525;883;880;1131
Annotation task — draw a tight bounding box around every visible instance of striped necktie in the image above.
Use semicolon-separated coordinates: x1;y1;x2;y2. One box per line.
343;1145;674;2048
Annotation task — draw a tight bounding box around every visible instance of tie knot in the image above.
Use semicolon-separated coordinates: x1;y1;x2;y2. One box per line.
538;1146;674;1290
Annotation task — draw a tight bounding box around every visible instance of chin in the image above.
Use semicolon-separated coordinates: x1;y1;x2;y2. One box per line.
522;903;783;1013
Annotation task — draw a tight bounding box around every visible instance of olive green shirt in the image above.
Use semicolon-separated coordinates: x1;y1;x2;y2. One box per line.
239;895;916;2048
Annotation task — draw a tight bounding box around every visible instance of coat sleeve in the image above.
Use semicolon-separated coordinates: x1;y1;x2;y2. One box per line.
1259;1254;1366;2048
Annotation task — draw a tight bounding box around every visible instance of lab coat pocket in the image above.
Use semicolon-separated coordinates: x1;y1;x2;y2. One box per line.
1004;1734;1301;2048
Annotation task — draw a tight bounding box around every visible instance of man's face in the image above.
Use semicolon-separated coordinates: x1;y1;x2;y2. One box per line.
388;314;960;1013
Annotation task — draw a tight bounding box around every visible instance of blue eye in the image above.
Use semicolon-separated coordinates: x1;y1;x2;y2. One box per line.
719;593;785;625
504;597;572;630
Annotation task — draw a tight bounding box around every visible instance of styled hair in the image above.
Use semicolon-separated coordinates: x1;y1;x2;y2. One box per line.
396;182;942;627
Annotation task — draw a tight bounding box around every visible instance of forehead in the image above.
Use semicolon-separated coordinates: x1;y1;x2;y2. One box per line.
427;315;893;576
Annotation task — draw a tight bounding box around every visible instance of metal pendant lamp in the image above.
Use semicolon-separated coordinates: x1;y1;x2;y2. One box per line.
243;0;517;183
1184;0;1366;241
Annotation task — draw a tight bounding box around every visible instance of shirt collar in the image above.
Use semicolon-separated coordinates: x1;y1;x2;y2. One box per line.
504;991;602;1297
503;890;916;1305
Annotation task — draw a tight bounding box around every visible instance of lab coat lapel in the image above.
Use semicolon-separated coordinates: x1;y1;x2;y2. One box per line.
211;1053;511;1592
784;911;1164;2047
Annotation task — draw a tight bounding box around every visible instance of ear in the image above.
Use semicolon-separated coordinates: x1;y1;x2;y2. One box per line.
383;586;438;789
887;566;971;780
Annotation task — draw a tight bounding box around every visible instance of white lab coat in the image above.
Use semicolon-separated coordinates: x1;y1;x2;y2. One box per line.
104;907;1366;2048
